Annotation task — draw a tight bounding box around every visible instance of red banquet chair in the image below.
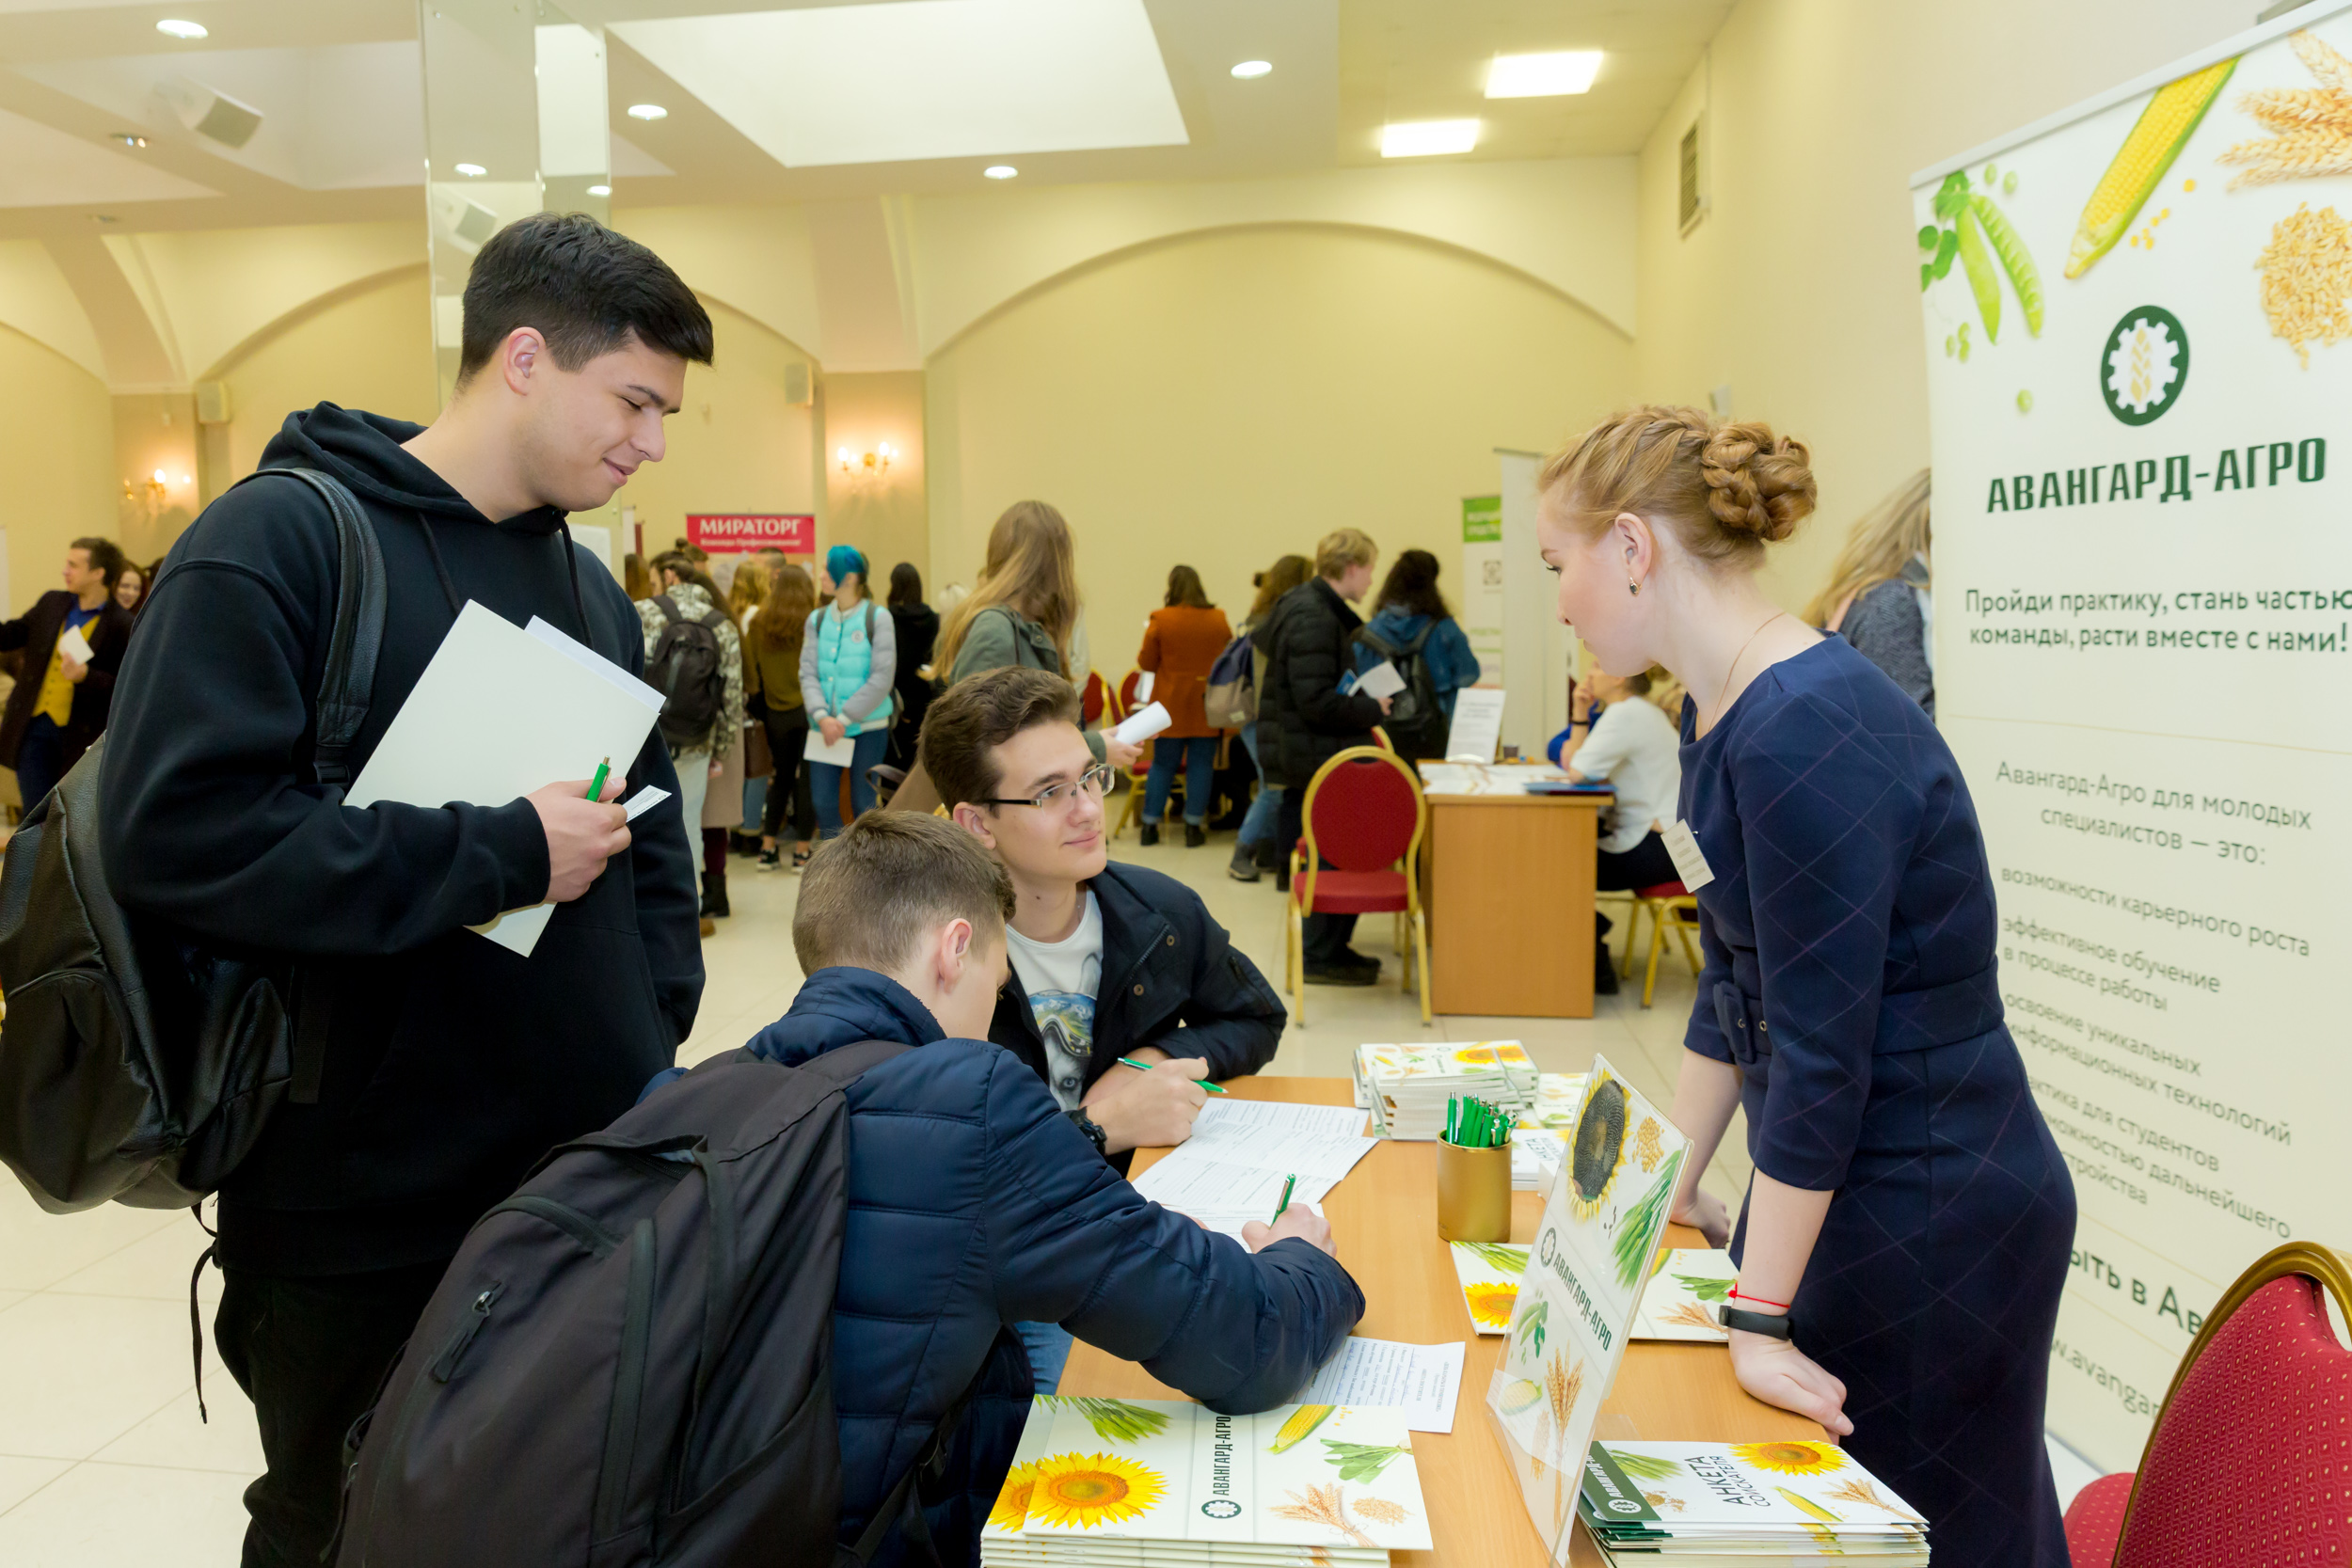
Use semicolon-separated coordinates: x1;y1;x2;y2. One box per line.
2064;1241;2352;1567
1286;746;1430;1027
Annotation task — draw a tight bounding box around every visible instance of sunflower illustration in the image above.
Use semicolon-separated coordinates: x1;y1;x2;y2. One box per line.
1463;1280;1519;1329
1026;1451;1167;1528
988;1462;1037;1532
1733;1440;1849;1477
1568;1075;1629;1219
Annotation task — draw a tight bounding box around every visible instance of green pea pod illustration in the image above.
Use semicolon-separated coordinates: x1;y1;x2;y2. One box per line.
1970;193;2042;337
1954;202;2001;344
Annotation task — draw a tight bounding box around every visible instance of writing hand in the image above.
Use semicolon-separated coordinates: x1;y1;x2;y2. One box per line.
527;774;630;903
1090;1055;1209;1154
1243;1205;1336;1258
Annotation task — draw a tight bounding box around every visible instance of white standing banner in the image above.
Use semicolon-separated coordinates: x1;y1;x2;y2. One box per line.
1915;7;2352;1471
1498;449;1571;758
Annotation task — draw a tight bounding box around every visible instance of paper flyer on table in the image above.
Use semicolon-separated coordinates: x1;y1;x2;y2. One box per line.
1450;1241;1529;1336
1129;1100;1375;1230
1443;688;1505;763
1629;1248;1737;1342
344;600;664;958
1486;1053;1691;1565
1293;1337;1464;1434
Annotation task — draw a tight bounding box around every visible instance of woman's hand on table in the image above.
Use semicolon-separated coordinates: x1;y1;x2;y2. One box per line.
1728;1332;1852;1437
1242;1204;1335;1258
1673;1189;1731;1248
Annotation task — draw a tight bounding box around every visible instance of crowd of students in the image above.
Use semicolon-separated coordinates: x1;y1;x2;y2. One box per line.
15;209;2069;1568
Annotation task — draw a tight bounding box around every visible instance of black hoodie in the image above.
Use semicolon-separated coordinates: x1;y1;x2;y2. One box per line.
99;404;704;1274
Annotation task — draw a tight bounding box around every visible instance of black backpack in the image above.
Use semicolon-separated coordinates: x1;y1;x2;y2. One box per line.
1355;621;1448;760
0;468;383;1212
334;1041;962;1568
647;594;730;752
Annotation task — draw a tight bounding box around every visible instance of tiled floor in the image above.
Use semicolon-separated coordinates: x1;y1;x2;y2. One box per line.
0;819;2089;1557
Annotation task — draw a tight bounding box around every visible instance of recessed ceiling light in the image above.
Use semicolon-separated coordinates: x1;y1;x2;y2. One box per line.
1231;59;1272;79
155;19;207;40
453;162;486;177
1380;119;1479;158
627;103;667;121
1486;50;1603;99
983;165;1017;180
111;134;149;150
587;183;611;197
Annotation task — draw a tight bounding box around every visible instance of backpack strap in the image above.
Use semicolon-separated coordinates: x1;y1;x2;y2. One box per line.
1402;621;1436;657
840;1364;985;1567
654;594;682;626
234;467;387;789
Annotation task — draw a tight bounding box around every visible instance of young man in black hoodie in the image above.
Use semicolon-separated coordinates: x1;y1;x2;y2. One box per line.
98;213;712;1568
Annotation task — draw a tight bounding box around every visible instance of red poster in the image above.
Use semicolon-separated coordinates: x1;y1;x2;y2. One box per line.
686;514;815;553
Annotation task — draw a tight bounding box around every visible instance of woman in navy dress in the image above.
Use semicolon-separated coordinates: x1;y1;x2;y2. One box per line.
1534;407;2074;1567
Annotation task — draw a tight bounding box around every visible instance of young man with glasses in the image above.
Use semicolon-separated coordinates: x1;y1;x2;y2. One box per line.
923;667;1287;1387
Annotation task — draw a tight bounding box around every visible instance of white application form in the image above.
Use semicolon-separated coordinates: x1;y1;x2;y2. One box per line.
1295;1337;1466;1434
1130;1098;1377;1236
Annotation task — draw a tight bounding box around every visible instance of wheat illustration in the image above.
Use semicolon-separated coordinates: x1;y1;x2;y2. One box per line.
2222;32;2352;187
1271;1483;1377;1548
2129;328;2151;405
1824;1474;1926;1522
1353;1496;1411;1527
1663;1300;1724;1335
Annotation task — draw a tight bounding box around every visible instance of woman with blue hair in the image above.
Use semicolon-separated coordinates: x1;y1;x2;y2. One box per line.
801;544;897;838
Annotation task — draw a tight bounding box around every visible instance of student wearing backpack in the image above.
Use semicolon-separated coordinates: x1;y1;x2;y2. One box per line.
1134;564;1232;847
923;666;1288;1392
758;814;1351;1559
639;550;744;927
1352;547;1479;764
94;214;708;1568
802;544;896;839
1223;553;1311;881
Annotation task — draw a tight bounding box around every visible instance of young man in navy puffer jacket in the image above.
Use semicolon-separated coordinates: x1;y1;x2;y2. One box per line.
732;813;1361;1563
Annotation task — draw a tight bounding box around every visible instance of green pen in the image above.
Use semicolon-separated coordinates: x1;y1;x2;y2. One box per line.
587;754;612;803
1117;1055;1227;1094
1271;1172;1296;1224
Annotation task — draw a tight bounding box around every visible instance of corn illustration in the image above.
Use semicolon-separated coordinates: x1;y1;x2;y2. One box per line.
2065;56;2238;278
1269;1404;1338;1453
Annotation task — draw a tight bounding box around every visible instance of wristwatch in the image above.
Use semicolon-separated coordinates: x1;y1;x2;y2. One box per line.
1068;1108;1109;1157
1718;1305;1793;1340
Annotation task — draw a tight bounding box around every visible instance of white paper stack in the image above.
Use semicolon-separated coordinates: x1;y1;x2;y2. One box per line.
1580;1440;1928;1565
344;603;665;957
1509;1129;1565;1192
1352;1041;1538;1140
982;1396;1433;1565
1514;1072;1589;1131
1129;1099;1375;1237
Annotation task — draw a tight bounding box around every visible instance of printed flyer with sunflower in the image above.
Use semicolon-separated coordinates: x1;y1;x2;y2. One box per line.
1577;1440;1927;1563
1486;1053;1690;1565
982;1395;1434;1562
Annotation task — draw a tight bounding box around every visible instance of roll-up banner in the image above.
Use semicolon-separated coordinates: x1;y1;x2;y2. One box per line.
1915;6;2352;1470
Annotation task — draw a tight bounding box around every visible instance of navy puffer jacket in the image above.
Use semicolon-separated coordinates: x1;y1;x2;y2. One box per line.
740;967;1364;1564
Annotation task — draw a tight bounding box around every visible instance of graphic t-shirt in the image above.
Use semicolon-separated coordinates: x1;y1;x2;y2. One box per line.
1004;891;1104;1112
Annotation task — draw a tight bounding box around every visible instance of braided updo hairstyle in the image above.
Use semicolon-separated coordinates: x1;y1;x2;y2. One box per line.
1537;405;1818;564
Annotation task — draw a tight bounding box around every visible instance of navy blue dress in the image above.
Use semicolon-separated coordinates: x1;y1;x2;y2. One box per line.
1679;635;2074;1567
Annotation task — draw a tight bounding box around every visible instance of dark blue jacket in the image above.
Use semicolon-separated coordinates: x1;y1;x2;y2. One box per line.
741;966;1362;1564
989;859;1284;1108
1354;608;1480;720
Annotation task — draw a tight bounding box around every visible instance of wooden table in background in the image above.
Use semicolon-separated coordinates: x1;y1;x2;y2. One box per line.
1060;1077;1822;1568
1419;767;1610;1019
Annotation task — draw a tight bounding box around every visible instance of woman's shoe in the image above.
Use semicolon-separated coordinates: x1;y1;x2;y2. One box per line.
756;845;783;873
1184;823;1207;848
1228;845;1262;882
791;844;813;871
1139;823;1161;847
700;870;730;920
698;917;718;939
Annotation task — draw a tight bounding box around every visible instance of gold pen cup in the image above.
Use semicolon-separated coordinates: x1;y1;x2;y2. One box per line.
1435;1135;1513;1243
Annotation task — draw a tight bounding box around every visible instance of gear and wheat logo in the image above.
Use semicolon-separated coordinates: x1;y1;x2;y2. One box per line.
2100;305;2188;425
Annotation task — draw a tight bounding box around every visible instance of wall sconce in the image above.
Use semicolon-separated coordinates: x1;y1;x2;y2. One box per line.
123;468;191;510
836;441;895;478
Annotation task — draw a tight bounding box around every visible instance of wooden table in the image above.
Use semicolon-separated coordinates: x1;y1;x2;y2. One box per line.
1061;1077;1820;1568
1419;766;1610;1018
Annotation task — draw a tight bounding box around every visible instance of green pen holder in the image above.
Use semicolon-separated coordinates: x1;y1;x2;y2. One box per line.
1436;1136;1512;1243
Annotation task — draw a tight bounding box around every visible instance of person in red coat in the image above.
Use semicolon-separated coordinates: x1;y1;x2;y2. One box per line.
1135;564;1232;847
0;536;135;813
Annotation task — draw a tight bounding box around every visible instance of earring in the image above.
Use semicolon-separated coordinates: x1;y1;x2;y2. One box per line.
1628;579;1642;596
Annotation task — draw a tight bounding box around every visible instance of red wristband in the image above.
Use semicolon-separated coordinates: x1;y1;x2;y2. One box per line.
1727;1287;1789;1309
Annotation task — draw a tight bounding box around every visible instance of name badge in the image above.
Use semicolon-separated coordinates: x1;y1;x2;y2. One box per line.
1661;819;1715;892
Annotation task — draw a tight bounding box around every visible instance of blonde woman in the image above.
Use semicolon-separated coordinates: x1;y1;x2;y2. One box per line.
932;500;1140;770
1804;469;1932;717
1536;408;2070;1566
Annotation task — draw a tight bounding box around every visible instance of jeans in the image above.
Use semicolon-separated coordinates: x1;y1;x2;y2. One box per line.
1280;787;1358;963
1013;1319;1074;1395
809;727;888;839
740;774;768;833
1236;723;1281;849
757;705;817;842
673;746;711;894
215;1259;450;1568
1142;735;1216;825
14;714;65;816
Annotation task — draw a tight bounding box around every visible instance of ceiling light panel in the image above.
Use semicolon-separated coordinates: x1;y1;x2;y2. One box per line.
611;0;1187;169
1231;59;1272;79
155;19;207;41
1380;119;1478;158
1485;51;1603;98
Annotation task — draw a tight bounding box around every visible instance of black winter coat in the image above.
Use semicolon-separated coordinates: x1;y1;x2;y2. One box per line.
1252;577;1384;790
990;859;1286;1114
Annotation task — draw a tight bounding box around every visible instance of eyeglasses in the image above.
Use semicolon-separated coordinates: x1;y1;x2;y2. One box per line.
982;764;1118;812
